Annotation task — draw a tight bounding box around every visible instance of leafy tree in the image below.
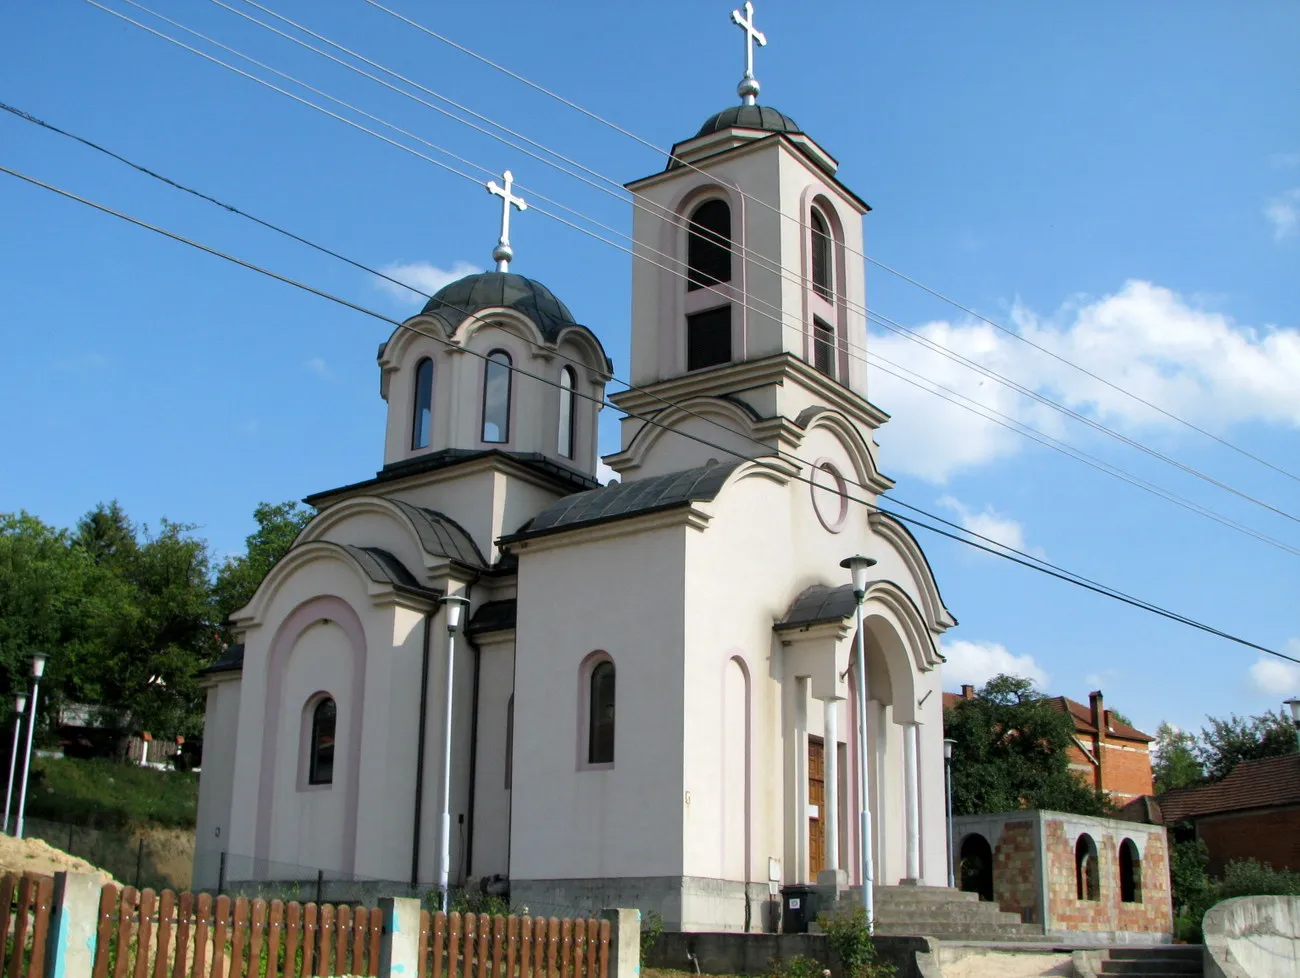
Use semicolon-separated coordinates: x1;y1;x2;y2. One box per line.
944;674;1111;817
212;501;313;633
1152;722;1203;793
1197;712;1297;782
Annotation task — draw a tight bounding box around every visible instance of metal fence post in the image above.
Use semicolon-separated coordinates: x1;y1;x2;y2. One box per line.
134;838;144;889
315;869;324;906
218;851;228;895
377;897;421;978
600;909;641;978
44;872;100;978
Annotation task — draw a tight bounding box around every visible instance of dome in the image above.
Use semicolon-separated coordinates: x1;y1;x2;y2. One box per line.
694;104;801;139
419;271;579;342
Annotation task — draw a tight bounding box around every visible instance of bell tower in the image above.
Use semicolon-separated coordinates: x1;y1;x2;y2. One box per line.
606;3;885;481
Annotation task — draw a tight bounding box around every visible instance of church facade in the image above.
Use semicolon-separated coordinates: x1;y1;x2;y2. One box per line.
195;12;957;931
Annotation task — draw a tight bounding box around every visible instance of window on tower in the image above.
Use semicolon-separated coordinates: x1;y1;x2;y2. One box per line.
481;350;512;443
813;318;836;379
687;306;733;371
687;199;732;291
411;357;434;449
558;366;576;458
811;208;833;301
308;697;336;786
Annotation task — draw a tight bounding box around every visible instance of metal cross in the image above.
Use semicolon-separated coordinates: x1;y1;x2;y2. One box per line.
486;170;527;272
731;1;766;105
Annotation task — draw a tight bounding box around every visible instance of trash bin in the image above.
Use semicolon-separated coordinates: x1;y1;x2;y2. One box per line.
780;884;816;933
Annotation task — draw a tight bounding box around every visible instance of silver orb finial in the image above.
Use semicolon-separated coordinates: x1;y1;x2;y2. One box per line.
486;170;527;273
731;2;767;106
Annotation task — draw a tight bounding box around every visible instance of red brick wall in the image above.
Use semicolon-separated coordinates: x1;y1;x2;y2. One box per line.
1099;740;1154;799
1196;806;1300;875
990;820;1040;923
1043;819;1172;936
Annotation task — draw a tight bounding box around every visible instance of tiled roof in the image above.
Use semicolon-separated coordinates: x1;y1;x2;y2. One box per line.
940;691;1152;743
1157;753;1300;822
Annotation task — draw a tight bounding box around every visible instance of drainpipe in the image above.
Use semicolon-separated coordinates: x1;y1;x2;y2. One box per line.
464;628;483;881
411;606;436;887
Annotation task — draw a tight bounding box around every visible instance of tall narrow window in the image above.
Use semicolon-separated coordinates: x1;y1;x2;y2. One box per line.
1119;839;1142;903
1075;834;1099;901
558;366;576;458
687;199;731;291
811;209;833;300
411;357;434;449
813;318;836;378
308;697;336;785
687;306;732;371
588;660;615;765
481;350;512;443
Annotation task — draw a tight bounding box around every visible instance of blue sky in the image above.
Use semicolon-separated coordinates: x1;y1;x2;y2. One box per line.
2;1;1297;739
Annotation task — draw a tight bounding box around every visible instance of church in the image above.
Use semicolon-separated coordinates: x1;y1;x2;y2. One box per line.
195;4;956;931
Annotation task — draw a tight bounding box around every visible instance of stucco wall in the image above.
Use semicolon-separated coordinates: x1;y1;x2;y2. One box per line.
193;676;241;889
1204;895;1300;978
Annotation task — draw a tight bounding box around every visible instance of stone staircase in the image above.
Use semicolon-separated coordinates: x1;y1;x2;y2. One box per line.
1091;946;1203;977
827;885;1044;941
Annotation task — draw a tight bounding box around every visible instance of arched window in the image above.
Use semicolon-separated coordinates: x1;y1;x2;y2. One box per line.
687;199;731;291
411;357;434;449
959;833;994;902
1119;839;1142;903
811;208;833;300
1075;834;1099;901
481;350;512;443
588;659;616;765
557;366;576;459
813;318;836;378
308;697;336;785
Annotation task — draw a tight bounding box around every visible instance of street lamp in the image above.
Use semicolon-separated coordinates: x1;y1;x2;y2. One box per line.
1284;697;1300;751
437;595;471;912
839;555;876;927
943;738;957;889
4;694;27;835
15;654;47;839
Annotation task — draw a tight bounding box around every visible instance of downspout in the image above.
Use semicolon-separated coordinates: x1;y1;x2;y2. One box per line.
411;606;436;887
464;627;483;880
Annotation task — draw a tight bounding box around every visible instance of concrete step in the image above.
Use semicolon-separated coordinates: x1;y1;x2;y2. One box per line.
870;905;1026;926
869;898;1016;916
873;921;1044;941
1097;946;1202;977
1107;947;1202;960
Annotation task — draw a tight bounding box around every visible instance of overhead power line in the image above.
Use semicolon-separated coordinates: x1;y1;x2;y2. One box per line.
356;0;1300;488
3;159;1293;665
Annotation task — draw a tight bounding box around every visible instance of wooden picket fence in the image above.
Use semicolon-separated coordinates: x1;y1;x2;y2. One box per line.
83;881;609;978
0;873;55;978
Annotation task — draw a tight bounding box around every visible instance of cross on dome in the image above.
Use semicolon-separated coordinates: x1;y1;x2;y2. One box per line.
730;2;767;106
486;170;527;272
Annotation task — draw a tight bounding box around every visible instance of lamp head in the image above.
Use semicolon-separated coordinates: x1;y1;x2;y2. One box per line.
943;737;956;761
14;694;26;714
31;654;47;680
838;555;877;594
1284;697;1300;725
439;594;471;632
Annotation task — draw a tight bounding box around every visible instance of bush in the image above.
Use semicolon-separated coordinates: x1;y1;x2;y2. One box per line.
817;907;896;978
28;755;198;829
769;955;828;978
1175;858;1300;943
639;909;664;965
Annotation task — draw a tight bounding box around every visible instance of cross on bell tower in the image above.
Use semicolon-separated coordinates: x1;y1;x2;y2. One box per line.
486;170;527;272
731;2;767;106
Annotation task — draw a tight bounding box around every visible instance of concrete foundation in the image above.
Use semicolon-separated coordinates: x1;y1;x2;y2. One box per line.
645;931;930;978
510;876;775;932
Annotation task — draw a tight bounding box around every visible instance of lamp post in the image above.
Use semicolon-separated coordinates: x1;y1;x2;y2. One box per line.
437;595;470;912
15;654;47;840
943;738;957;889
1284;697;1300;751
839;555;876;927
4;694;27;835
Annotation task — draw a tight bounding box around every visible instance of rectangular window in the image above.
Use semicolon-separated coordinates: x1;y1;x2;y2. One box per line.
814;318;836;379
687;305;732;372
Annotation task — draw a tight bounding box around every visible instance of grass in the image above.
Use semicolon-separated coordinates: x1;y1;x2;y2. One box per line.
26;755;199;829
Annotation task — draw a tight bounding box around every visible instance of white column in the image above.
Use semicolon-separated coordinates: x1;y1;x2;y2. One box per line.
904;722;921;882
871;700;888;880
823;698;840;873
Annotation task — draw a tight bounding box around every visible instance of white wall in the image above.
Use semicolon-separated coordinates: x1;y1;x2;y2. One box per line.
193;676;241;887
470;632;515;879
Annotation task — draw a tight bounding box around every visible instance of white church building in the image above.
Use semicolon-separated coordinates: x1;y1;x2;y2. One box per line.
196;6;957;931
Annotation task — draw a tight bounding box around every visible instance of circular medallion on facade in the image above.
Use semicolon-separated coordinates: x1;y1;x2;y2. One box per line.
810;459;848;532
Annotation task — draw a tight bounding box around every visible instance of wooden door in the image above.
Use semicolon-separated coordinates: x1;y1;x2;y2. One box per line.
808;735;825;878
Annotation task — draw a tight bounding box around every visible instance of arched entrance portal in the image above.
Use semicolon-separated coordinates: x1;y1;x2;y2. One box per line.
959;833;994;902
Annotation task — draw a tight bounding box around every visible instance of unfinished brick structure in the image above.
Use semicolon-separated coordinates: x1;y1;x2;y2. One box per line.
945;686;1154;802
952;810;1173;944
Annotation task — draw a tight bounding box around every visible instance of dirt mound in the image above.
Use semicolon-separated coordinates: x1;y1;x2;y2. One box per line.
0;832;117;884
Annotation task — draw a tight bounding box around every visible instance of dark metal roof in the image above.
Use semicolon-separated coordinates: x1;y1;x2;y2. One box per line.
200;643;245;676
339;544;430;592
389;499;488;568
775;583;861;631
467;599;517;635
502;461;742;542
695;104;801;139
418;272;578;342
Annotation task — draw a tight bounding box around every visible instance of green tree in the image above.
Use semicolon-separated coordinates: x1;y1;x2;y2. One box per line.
1198;711;1297;781
944;674;1111;817
212;501;313;632
1152;722;1203;793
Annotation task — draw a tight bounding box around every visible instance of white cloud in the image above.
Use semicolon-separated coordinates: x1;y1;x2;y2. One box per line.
1265;188;1300;240
373;260;481;303
595;460;619;485
870;280;1300;482
941;639;1049;689
1269;152;1300;169
304;357;331;379
937;496;1039;556
1248;639;1300;696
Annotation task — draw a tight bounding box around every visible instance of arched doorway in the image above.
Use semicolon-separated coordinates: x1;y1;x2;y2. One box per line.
959;833;994;902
